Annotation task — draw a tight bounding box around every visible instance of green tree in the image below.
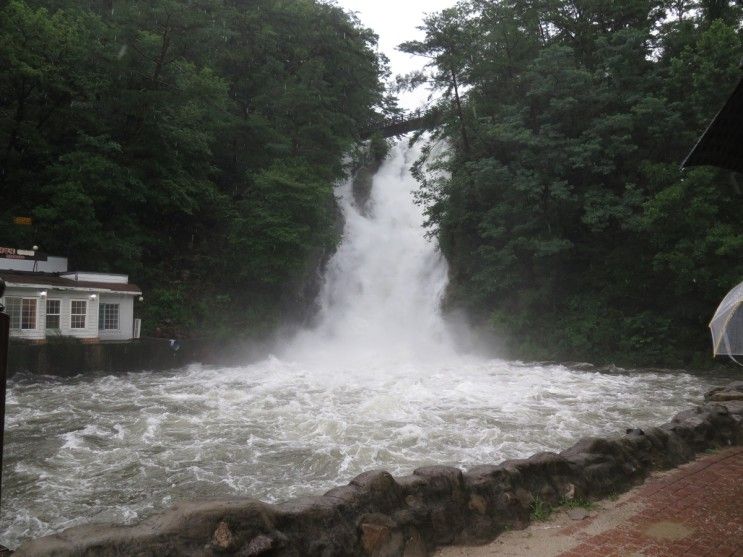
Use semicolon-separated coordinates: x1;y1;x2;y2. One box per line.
0;0;387;337
408;0;743;366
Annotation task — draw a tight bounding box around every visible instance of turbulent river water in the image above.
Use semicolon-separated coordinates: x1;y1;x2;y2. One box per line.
0;141;731;548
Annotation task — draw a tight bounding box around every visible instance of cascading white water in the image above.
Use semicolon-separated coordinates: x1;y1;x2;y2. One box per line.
0;139;733;549
288;140;457;366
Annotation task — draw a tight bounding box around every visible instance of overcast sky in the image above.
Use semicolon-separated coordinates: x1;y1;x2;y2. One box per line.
334;0;458;110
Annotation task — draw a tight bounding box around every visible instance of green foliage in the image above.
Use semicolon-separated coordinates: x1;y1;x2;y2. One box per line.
368;132;391;163
410;0;743;367
0;0;387;337
560;497;596;511
230;161;338;285
529;497;553;521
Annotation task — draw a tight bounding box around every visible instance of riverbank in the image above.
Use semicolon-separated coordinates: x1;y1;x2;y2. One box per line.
12;381;743;556
438;446;743;557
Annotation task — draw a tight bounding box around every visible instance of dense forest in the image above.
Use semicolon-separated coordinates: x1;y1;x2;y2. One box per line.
403;0;743;366
0;0;388;338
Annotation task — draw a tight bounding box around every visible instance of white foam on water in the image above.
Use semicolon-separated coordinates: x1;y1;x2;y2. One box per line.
0;140;731;548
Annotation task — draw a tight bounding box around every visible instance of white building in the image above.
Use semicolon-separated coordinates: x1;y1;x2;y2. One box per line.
0;252;142;342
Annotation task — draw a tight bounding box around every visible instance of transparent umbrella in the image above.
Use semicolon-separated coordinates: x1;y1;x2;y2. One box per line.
710;280;743;358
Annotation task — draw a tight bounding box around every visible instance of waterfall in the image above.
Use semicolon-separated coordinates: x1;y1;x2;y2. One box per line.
288;139;458;366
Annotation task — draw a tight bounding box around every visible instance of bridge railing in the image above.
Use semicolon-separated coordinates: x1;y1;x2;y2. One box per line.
360;108;443;139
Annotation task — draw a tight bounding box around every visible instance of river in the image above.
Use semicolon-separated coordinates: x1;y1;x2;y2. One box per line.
0;141;730;548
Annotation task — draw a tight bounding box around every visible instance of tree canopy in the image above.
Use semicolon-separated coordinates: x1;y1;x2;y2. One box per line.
404;0;743;367
0;0;388;338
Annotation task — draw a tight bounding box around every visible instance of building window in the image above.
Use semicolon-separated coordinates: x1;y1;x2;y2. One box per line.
98;303;120;331
71;300;87;329
46;299;61;330
6;297;37;330
5;298;20;330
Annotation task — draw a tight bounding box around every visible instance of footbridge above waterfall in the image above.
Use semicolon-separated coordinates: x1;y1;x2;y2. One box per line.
361;108;444;139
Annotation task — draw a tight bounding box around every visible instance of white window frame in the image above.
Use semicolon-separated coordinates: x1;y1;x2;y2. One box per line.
98;303;120;331
46;299;61;330
6;297;37;330
70;300;87;329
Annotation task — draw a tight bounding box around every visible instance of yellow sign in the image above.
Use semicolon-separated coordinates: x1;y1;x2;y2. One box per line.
13;216;32;225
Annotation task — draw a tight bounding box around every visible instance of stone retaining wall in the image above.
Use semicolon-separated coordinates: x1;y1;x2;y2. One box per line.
15;382;743;557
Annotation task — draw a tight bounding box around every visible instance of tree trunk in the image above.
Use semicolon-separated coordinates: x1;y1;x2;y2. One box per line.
450;69;470;154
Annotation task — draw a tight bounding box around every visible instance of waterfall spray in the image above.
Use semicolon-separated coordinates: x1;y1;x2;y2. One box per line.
288;140;457;366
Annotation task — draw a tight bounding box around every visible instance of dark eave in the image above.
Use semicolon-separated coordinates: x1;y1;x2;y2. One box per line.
683;76;743;174
0;270;142;295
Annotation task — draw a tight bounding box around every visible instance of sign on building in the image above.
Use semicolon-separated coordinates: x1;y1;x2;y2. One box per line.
0;247;47;262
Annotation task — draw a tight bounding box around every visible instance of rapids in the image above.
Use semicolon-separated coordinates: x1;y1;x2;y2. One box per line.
0;141;730;548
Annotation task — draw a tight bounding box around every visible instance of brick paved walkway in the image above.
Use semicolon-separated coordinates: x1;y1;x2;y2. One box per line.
560;446;743;557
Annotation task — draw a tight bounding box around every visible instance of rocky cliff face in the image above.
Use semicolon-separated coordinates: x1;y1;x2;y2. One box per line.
15;382;743;557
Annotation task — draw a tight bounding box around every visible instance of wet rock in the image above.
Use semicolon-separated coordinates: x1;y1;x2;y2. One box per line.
352;153;384;214
513;487;533;509
562;483;576;501
359;514;404;557
459;465;524;541
705;381;743;402
428;507;458;545
560;437;647;497
412;467;464;496
726;399;743;416
324;484;366;513
243;534;274;556
402;528;427;557
350;470;405;512
411;467;468;545
14;499;279;556
663;403;739;452
396;474;428;507
276;496;356;555
468;494;487;515
212;521;237;552
642;426;694;467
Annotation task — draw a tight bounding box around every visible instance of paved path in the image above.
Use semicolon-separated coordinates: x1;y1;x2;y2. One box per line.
561;446;743;557
438;446;743;557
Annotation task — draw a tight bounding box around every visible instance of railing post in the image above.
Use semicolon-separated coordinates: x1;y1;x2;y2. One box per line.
0;278;8;509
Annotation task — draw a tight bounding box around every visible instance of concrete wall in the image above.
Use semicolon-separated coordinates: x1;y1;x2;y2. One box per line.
6;334;273;377
7;337;193;377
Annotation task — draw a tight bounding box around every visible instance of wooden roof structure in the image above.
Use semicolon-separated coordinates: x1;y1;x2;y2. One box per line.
683;72;743;174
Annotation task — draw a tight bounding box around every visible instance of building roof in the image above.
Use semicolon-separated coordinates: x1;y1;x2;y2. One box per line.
683;76;743;174
0;270;142;295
